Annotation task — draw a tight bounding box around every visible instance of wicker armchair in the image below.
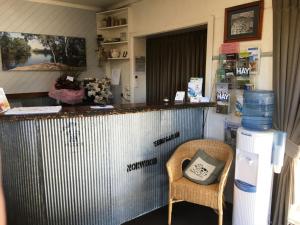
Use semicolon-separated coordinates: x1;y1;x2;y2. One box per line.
166;139;233;225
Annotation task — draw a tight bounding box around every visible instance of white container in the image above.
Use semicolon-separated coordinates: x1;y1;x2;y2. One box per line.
233;128;274;225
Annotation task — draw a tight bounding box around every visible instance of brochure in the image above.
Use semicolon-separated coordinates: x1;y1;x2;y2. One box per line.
236;52;250;77
248;47;260;75
216;83;230;114
221;53;238;78
188;77;203;103
224;120;240;149
174;91;185;102
235;91;243;116
0;88;10;113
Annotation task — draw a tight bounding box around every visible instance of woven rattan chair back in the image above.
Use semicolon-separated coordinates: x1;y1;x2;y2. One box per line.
166;139;233;225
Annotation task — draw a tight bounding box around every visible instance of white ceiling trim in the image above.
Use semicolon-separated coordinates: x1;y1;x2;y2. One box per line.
26;0;102;11
109;0;141;9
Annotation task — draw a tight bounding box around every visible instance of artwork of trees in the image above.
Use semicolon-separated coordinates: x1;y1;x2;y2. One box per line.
0;32;86;71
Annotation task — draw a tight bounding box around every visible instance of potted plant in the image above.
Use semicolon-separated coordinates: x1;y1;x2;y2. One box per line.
49;70;85;105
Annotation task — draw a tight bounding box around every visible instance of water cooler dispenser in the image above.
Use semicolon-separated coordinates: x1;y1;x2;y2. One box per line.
233;90;286;225
233;128;274;225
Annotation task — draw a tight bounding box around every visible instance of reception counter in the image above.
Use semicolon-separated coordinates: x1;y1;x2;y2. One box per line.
0;102;214;225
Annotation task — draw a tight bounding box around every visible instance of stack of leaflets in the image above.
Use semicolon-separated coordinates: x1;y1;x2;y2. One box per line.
218;48;260;89
223;53;238;77
216;83;230;114
248;47;260;75
187;77;203;103
218;53;238;86
235;52;251;89
0;88;10;113
236;52;250;77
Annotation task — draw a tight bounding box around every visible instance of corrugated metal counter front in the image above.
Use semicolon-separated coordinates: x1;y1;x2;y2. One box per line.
0;103;213;225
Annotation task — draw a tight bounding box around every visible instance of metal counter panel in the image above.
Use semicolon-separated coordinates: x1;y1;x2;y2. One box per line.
0;107;203;225
0;121;46;225
39;116;112;225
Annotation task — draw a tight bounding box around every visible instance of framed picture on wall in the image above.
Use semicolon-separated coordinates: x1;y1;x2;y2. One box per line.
224;0;264;42
0;31;86;71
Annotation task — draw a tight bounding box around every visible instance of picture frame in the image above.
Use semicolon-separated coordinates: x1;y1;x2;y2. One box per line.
224;1;264;43
0;31;86;71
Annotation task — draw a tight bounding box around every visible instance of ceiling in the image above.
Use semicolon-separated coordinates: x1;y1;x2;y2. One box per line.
56;0;126;8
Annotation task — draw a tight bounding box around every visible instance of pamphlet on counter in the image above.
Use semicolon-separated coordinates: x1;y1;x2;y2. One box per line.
0;88;10;113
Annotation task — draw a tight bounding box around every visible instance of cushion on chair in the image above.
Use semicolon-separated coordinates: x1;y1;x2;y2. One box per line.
183;149;225;185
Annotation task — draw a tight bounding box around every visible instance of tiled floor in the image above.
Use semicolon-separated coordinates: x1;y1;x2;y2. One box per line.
123;202;232;225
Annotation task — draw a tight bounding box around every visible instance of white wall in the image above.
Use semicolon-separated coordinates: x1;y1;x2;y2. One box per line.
295;159;300;204
128;0;273;140
0;0;102;94
131;37;146;103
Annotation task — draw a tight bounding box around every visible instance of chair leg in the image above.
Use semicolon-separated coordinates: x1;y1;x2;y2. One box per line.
218;208;223;225
168;200;173;225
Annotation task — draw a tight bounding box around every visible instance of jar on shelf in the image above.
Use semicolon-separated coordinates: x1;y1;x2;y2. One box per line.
119;18;127;25
110;49;120;58
101;19;107;27
120;32;127;41
113;18;120;26
106;16;112;27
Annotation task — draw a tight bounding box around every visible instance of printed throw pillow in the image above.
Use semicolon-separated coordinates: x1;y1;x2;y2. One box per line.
183;149;225;185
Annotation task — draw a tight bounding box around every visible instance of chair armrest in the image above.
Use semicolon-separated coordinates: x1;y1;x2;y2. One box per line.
218;153;233;195
166;154;190;183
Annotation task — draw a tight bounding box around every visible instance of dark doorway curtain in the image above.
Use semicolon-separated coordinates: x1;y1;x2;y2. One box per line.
146;28;207;104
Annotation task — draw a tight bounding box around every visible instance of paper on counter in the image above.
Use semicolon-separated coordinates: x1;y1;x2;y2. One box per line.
5;106;62;115
90;105;114;109
111;68;121;85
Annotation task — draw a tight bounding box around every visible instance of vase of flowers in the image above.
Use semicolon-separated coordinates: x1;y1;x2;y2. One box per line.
82;77;113;105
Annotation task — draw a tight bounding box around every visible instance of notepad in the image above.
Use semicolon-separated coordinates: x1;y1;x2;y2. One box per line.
5;106;62;115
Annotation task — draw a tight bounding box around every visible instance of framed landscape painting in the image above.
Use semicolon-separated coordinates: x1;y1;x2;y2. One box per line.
224;1;264;42
0;32;86;71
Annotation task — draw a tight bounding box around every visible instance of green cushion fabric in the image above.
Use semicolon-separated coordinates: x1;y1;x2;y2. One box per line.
183;149;225;185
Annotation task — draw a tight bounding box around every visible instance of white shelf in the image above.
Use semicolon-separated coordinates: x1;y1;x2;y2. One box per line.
96;7;128;15
102;41;128;45
107;57;129;60
98;24;128;30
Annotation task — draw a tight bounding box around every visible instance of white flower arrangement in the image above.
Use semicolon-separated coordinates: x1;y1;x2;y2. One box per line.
83;77;113;104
